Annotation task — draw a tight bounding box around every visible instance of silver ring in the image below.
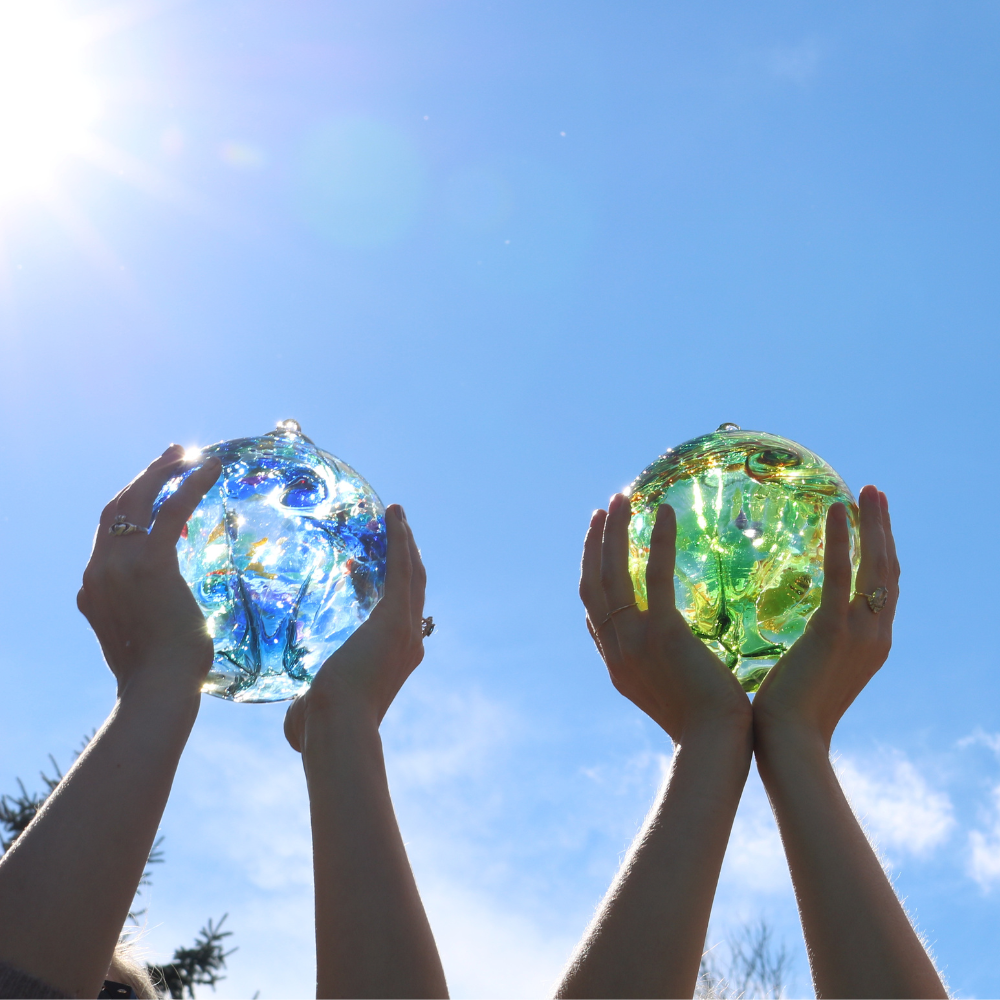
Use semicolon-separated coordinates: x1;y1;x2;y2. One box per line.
854;586;888;614
109;514;148;537
421;616;435;638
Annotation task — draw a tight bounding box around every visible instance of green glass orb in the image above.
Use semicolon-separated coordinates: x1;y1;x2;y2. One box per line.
627;424;859;692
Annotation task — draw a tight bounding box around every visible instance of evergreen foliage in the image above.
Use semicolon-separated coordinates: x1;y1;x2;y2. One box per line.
1;752;236;999
0;756;62;851
145;916;235;999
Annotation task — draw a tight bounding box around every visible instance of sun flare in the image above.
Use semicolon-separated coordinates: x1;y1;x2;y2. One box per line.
0;1;101;202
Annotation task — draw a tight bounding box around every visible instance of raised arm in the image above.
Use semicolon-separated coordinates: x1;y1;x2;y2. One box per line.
555;495;753;1000
753;486;946;999
0;445;221;999
284;505;447;1000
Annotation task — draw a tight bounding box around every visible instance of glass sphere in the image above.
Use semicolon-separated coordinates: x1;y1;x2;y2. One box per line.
627;424;858;692
153;421;386;702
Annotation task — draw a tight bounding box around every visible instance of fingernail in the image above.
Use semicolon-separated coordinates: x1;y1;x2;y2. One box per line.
400;505;408;522
164;443;184;458
204;456;221;469
590;509;602;524
389;504;403;521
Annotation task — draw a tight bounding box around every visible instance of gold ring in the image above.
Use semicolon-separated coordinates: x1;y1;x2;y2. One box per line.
109;514;148;537
854;586;888;614
421;616;435;638
598;602;637;628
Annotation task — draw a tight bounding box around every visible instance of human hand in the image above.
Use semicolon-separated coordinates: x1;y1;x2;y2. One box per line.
752;485;899;751
76;445;222;706
284;505;427;752
579;493;752;743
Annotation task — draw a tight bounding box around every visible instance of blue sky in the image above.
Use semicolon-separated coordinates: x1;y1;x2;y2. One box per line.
1;1;999;996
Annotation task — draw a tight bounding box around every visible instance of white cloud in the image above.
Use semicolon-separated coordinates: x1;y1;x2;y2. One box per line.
957;728;1000;756
422;877;575;1000
183;731;313;892
146;685;965;1000
579;746;671;796
960;731;1000;889
146;687;583;999
384;684;518;787
968;784;1000;889
718;766;790;896
835;752;955;860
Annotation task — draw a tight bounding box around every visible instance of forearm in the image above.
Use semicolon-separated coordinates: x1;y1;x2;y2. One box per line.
301;708;447;1000
756;727;946;999
0;680;198;998
556;725;751;999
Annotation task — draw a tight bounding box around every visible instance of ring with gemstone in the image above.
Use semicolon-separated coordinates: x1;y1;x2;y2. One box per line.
421;616;435;638
854;586;888;614
109;514;148;537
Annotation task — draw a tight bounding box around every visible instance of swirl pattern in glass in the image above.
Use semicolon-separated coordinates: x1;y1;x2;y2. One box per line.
153;422;385;702
627;425;858;692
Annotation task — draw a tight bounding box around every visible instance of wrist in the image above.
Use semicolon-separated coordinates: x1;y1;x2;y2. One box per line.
117;668;202;725
753;719;830;776
672;700;753;747
672;715;753;767
296;686;380;749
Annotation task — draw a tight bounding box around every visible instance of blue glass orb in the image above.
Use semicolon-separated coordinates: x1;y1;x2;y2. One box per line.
153;421;386;702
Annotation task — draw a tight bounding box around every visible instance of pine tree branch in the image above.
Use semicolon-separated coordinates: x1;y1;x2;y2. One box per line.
146;915;236;999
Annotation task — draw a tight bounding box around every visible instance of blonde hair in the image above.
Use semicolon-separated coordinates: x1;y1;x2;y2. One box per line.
108;941;158;999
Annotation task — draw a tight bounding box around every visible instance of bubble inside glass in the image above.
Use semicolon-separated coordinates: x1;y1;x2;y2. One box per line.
627;424;858;692
153;421;386;702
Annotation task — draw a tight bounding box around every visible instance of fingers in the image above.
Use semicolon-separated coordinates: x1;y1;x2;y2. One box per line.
645;503;678;618
584;614;605;657
853;484;888;601
76;586;91;620
284;701;303;753
879;490;901;621
148;457;222;546
379;505;413;616
580;509;621;665
599;494;640;627
401;511;427;638
819;502;852;615
579;509;608;626
119;443;189;524
98;444;186;535
880;491;900;588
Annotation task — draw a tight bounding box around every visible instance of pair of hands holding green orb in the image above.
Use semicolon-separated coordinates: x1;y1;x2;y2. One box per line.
77;442;897;753
580;484;899;750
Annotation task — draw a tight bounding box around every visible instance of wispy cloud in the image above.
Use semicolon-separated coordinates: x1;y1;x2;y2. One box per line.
184;731;313;892
835;751;955;860
719;767;790;896
384;683;519;787
959;730;1000;889
968;783;1000;889
422;876;575;1000
579;746;672;795
146;687;966;1000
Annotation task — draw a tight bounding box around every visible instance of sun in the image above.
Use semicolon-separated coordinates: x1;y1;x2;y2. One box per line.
0;1;102;203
